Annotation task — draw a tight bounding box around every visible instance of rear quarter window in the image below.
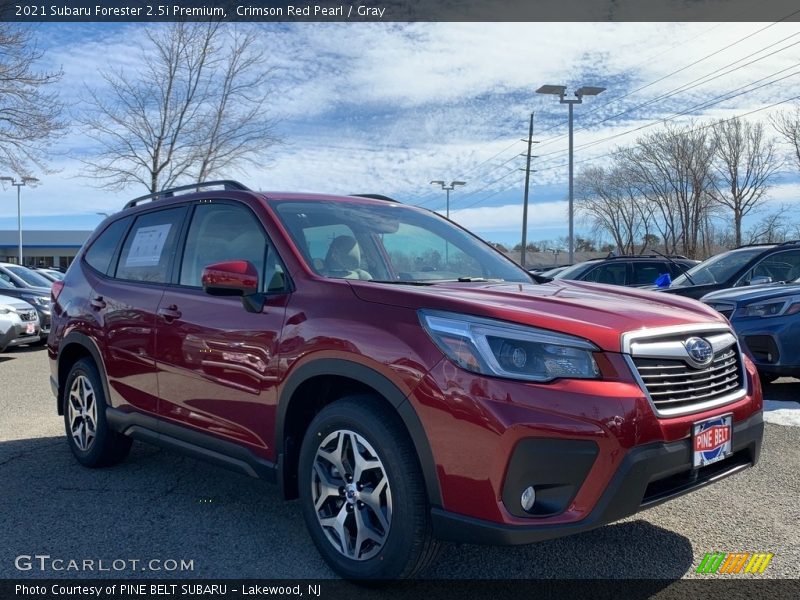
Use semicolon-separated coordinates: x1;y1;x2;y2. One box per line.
84;217;132;275
115;208;186;283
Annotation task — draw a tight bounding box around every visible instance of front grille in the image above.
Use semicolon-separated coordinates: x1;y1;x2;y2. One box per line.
18;310;36;322
627;329;746;416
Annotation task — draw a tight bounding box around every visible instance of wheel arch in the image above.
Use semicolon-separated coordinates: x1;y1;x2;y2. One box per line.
56;333;109;416
276;358;442;509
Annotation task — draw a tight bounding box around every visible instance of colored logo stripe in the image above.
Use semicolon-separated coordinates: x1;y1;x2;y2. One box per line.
696;552;774;574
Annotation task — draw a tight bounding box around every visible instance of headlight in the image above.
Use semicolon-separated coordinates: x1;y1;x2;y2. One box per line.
0;305;15;315
741;295;800;318
419;310;600;382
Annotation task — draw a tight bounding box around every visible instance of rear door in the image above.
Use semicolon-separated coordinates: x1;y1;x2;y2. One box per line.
630;261;669;287
155;200;290;457
88;206;187;416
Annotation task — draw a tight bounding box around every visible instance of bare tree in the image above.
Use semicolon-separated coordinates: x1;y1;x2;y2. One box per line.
79;23;280;193
709;118;780;246
771;103;800;171
576;164;650;255
193;28;279;182
744;205;791;244
624;124;716;259
0;24;64;175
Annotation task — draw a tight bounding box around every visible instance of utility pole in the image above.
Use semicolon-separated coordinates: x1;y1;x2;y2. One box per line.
520;113;538;269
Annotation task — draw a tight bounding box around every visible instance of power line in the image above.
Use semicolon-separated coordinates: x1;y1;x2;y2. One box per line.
533;15;800;146
534;33;800;153
535;64;800;161
454;93;800;212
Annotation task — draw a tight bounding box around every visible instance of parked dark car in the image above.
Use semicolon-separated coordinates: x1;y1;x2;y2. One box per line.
657;241;800;299
48;180;762;579
34;268;65;282
0;272;52;343
703;280;800;383
549;255;696;287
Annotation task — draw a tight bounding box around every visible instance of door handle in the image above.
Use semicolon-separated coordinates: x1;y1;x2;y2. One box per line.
157;304;182;321
90;295;106;310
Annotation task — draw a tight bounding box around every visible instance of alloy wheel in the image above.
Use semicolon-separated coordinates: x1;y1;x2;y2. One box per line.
311;429;392;561
67;375;97;452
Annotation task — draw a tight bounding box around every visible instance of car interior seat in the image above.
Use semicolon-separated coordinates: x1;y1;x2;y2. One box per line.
324;235;372;280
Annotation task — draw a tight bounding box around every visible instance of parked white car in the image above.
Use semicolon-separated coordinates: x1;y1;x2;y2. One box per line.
0;294;40;352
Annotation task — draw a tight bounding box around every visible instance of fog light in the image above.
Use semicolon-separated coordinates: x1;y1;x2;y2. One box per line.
520;486;536;512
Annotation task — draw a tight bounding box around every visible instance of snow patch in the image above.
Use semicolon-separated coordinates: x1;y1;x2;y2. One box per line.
763;400;800;428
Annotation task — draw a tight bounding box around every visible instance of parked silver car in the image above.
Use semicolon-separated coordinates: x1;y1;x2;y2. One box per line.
0;294;40;352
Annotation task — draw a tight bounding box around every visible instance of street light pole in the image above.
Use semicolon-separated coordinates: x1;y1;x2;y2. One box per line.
430;179;466;220
535;84;605;264
0;176;38;265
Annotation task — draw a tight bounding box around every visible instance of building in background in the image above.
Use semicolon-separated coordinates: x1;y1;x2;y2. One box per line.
0;230;91;269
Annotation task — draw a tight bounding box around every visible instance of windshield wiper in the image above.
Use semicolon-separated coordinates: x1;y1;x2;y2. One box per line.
649;249;697;286
370;279;434;286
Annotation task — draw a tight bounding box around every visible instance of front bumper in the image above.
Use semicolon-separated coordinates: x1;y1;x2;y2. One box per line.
431;411;763;545
734;319;800;376
0;319;40;350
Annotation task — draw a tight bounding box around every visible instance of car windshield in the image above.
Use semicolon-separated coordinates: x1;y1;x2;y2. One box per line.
670;248;766;287
0;278;12;289
5;265;51;287
551;262;592;280
271;200;531;284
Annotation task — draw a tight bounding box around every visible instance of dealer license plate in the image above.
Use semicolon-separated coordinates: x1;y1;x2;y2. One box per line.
692;414;733;468
26;323;35;334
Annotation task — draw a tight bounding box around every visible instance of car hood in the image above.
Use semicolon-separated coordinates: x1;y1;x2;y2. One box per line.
349;279;726;352
702;282;800;305
0;293;35;311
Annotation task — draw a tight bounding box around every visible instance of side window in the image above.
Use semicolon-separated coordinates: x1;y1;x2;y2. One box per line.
582;263;627;286
631;261;667;285
179;203;268;289
746;250;800;284
116;208;185;283
84;217;132;275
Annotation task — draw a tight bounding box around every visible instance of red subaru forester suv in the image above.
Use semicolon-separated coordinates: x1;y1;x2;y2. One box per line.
49;181;763;579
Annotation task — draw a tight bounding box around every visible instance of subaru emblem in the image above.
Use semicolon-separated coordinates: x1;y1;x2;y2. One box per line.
684;337;714;366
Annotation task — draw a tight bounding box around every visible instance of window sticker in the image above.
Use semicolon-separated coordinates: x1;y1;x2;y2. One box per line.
125;224;172;267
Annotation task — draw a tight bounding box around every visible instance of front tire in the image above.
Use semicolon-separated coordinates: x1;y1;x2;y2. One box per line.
63;358;132;467
298;396;439;579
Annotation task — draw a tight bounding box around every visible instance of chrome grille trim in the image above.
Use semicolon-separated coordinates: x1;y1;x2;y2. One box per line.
622;324;747;417
18;310;36;322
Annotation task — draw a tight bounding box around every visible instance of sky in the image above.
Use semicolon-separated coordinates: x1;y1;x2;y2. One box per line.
0;20;799;246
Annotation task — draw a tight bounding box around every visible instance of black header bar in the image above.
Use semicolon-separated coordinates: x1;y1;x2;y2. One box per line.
1;0;799;23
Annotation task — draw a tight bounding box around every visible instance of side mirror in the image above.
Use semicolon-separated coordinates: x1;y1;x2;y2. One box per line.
202;260;259;297
749;276;772;286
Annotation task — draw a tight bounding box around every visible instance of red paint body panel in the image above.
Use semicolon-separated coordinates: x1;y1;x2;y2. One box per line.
48;189;763;540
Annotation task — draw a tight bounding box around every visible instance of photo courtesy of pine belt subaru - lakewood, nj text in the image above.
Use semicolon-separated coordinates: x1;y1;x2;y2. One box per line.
47;181;763;579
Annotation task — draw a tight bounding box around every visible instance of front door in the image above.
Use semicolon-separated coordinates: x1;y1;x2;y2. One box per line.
155;201;290;458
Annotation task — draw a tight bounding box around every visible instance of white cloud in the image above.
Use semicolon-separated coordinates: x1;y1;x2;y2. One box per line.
2;20;798;240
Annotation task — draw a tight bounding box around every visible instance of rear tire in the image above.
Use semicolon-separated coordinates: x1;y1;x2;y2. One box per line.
298;396;439;579
63;358;132;467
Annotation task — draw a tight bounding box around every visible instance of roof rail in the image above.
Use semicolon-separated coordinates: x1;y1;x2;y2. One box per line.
350;193;400;203
124;180;252;209
591;254;690;261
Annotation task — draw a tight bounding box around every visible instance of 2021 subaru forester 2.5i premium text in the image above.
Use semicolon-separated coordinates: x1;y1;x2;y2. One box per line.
48;181;763;579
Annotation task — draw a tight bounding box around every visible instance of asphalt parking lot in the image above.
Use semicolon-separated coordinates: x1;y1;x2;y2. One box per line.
1;345;799;580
